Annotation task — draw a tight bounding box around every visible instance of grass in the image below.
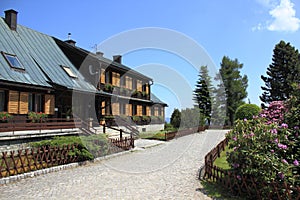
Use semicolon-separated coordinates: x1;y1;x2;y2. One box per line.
201;180;244;200
214;146;232;170
139;130;167;140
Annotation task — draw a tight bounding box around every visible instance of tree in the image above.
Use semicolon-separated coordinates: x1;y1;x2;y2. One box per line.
260;41;300;107
180;107;202;128
170;109;181;129
219;56;248;126
193;66;212;124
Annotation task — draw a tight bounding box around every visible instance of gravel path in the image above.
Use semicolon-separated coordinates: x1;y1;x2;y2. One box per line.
0;129;228;200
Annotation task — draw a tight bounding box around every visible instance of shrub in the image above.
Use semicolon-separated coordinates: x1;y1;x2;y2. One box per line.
28;112;48;122
235;104;261;121
30;135;109;161
260;101;286;124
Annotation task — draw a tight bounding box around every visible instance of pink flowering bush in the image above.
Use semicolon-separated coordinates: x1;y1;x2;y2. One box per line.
227;100;299;197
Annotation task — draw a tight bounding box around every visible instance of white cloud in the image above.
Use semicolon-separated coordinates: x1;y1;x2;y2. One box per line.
267;0;300;32
256;0;277;8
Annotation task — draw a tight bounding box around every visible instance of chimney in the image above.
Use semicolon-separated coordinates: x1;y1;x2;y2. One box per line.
96;51;104;57
113;55;122;63
65;39;76;47
5;9;18;31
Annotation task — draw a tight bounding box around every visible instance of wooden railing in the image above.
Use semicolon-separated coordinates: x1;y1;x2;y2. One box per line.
203;138;300;200
0;118;82;133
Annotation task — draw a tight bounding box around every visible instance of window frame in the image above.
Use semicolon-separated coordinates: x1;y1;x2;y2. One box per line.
61;65;78;78
1;51;25;70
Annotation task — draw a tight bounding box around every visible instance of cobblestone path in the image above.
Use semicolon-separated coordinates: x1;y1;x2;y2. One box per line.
0;130;228;200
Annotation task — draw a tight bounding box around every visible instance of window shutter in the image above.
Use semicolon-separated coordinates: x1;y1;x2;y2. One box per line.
126;104;132;116
112;102;119;115
8;90;19;114
100;69;105;84
145;83;149;94
19;92;29;114
146;106;150;116
137;105;142;116
137;80;143;92
44;94;55;115
101;101;105;115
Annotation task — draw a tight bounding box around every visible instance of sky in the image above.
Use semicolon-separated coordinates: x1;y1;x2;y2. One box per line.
1;0;300;118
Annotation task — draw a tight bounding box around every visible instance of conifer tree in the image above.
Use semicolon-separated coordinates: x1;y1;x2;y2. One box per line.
260;40;300;107
193;66;212;125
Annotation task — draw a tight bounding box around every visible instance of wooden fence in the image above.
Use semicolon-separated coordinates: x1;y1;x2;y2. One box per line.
165;126;206;141
204;138;300;200
0;137;134;178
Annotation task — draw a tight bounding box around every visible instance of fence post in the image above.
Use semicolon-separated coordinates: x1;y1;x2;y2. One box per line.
120;129;123;139
103;124;106;133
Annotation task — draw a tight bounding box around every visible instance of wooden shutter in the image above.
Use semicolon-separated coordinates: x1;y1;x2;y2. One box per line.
100;69;105;84
145;83;149;94
19;92;29;114
137;105;142;116
125;76;132;89
101;101;105;115
137;80;142;92
112;103;120;115
146;106;151;116
126;104;132;116
8;90;19;114
112;72;120;87
44;94;55;115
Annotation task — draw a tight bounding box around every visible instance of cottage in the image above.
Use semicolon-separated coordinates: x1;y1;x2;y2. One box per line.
0;9;167;133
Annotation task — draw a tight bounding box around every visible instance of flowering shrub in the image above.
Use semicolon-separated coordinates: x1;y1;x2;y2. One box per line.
259;101;286;124
0;112;12;122
227;99;300;195
28;112;48;122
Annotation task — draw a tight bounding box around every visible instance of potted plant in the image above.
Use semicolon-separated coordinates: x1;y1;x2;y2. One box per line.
104;83;114;93
132;116;141;123
0;112;12;122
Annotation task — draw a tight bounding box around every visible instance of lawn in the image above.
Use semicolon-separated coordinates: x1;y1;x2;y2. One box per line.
139;130;166;140
213;146;232;170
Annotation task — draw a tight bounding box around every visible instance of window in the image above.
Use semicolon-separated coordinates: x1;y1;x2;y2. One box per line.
0;91;5;112
61;65;77;78
2;52;24;70
120;103;126;115
28;93;43;112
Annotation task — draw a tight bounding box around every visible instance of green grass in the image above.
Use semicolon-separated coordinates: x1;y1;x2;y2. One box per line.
201;180;244;200
139;130;166;140
213;146;232;170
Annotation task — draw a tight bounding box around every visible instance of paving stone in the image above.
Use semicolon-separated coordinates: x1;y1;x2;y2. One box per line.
0;130;228;199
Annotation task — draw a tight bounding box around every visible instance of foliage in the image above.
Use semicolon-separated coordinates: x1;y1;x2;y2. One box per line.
260;40;300;106
132;116;141;123
180;107;203;128
28;112;48;122
170;108;181;128
193;65;212;124
214;146;232;170
219;56;248;126
141;115;151;122
235;104;261;121
30;135;109;161
226;118;299;190
164;122;177;132
0;112;12;121
104;83;114;92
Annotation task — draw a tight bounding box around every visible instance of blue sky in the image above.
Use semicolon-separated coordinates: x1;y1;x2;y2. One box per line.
2;0;300;118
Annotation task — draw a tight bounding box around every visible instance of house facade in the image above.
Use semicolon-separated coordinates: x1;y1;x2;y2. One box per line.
0;9;167;133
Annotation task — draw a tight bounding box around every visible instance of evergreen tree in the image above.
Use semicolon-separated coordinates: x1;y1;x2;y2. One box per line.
260;40;300;107
219;56;248;126
193;66;212;125
211;73;227;126
170;109;181;129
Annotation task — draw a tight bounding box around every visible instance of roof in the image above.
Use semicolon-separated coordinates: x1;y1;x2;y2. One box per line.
0;17;51;89
0;17;95;93
151;93;168;106
55;39;153;81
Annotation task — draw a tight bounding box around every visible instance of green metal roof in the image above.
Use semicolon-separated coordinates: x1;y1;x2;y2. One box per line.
0;17;96;93
151;93;168;106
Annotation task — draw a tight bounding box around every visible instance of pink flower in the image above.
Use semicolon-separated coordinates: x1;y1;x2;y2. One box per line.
237;175;241;180
270;149;274;153
270;128;277;135
278;143;287;150
233;137;237;141
280;123;288;129
293;160;299;166
274;138;278;143
278;172;284;180
282;159;288;164
249;132;255;137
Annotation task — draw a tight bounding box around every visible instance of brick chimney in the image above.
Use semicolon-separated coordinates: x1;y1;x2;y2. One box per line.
113;55;122;63
5;9;18;31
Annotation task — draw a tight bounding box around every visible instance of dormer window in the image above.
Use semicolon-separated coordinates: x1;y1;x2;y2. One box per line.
61;65;77;78
1;52;24;70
